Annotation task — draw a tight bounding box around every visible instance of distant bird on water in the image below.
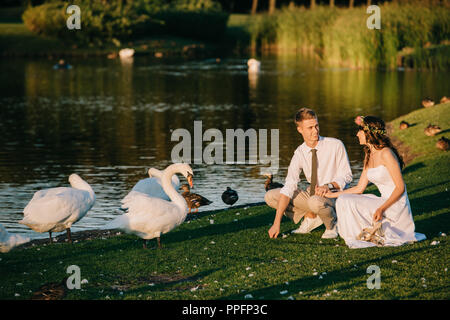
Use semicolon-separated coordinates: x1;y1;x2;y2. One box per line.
263;173;284;192
180;184;212;214
222;187;238;206
247;58;261;74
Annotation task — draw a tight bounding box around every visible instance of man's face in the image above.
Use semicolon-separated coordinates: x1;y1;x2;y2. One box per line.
297;118;319;143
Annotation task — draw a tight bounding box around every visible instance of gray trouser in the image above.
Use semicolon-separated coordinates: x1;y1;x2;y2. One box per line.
264;187;337;230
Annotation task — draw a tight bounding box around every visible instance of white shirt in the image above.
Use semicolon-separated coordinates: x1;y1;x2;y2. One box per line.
279;136;353;199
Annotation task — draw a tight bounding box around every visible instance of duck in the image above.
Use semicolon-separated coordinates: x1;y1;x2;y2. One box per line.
399;120;410;130
422;97;435;108
424;124;442;136
222;187;238;206
0;223;30;253
53;59;72;70
20;174;95;244
120;168;180;210
247;58;261;74
119;48;135;59
107;163;193;249
31;278;67;300
263;173;284;191
440;96;450;104
436;137;449;151
180;184;212;214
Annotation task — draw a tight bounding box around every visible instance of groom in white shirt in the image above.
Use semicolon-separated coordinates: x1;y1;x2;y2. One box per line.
267;108;352;239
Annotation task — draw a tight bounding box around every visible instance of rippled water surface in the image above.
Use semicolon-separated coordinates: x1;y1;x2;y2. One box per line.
1;54;449;239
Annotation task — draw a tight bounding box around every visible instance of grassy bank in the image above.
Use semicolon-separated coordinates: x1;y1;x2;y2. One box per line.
1;104;449;300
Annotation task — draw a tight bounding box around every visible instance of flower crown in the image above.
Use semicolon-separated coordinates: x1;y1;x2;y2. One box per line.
354;116;386;135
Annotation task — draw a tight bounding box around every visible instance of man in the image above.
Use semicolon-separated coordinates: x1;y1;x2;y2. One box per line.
267;108;352;239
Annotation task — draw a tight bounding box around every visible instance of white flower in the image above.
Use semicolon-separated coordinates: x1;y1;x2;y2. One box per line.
431;241;440;246
280;290;288;295
190;286;199;292
81;279;88;284
313;272;318;276
209;220;214;224
210;241;215;244
248;273;254;277
236;212;240;215
14;293;20;297
392;260;398;263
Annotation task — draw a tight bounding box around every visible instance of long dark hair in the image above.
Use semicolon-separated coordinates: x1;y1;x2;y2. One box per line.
358;116;405;170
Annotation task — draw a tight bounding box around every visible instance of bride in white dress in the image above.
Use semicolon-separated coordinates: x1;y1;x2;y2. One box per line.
325;116;426;249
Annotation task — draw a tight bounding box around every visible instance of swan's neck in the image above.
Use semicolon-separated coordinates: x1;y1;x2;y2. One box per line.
161;166;187;211
70;178;95;200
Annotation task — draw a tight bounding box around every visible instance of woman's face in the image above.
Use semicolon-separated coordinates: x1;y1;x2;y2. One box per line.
357;129;367;145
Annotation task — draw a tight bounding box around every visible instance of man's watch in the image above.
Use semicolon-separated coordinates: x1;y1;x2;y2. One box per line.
327;183;334;190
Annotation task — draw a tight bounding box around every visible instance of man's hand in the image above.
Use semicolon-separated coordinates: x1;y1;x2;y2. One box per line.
268;223;280;239
315;185;330;197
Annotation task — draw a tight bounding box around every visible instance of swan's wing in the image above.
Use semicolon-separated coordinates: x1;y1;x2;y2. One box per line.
125;194;175;219
129;178;170;200
22;188;93;225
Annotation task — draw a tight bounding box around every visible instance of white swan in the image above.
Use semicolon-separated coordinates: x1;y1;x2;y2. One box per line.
107;163;193;248
119;48;135;59
20;174;96;243
247;58;261;73
120;168;180;210
0;224;30;253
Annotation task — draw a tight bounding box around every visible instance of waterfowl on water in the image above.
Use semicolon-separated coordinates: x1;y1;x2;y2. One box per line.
422;98;435;108
399;121;410;130
247;58;261;73
0;223;30;253
222;187;238;206
436;137;449;151
120;168;180;210
107;163;193;249
119;48;135;59
180;184;213;214
263;173;284;192
53;59;72;70
20;174;95;244
424;124;442;136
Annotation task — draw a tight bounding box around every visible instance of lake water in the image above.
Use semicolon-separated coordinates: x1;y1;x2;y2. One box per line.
1;54;449;239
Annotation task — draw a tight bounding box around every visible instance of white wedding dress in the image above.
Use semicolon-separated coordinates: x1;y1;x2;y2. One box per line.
336;165;426;249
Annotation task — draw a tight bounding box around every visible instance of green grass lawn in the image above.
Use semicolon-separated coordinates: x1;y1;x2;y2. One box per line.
1;104;449;300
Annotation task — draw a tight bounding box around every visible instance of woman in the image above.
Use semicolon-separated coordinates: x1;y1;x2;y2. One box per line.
325;116;426;248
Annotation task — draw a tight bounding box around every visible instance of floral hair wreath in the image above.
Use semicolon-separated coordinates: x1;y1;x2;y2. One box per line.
354;116;386;135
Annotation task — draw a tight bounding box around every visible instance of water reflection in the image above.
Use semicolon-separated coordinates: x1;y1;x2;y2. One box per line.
0;54;449;238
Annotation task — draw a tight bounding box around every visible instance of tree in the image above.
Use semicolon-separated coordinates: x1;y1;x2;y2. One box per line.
251;0;258;15
269;0;276;15
311;0;316;10
349;0;354;8
330;0;335;8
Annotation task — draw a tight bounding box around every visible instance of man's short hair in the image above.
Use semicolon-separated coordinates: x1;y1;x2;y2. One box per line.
295;108;317;125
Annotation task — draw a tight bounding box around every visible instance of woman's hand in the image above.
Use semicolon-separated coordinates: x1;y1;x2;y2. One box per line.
324;191;341;198
373;207;385;222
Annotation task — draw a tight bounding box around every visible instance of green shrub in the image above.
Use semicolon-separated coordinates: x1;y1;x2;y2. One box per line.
22;0;227;46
